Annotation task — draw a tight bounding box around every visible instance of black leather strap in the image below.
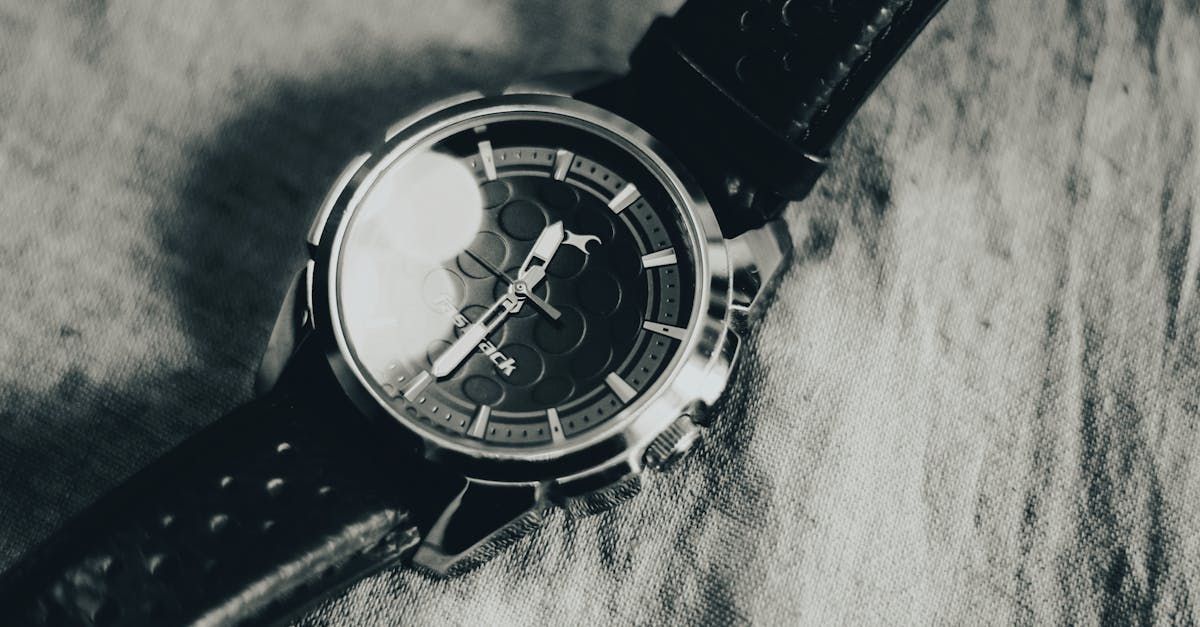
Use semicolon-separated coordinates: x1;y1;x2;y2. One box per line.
581;0;948;236
0;342;463;626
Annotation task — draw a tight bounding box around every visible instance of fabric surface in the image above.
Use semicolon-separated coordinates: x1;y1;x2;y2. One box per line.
1;0;1198;624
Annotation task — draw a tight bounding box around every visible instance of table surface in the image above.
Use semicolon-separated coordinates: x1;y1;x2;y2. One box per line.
2;0;1199;624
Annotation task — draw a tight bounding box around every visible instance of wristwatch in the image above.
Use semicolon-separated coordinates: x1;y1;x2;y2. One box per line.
0;1;947;624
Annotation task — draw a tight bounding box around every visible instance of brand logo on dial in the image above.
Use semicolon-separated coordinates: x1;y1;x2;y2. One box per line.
563;230;601;255
433;296;517;376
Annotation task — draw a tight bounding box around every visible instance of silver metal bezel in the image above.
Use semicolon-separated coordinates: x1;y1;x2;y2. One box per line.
310;93;731;484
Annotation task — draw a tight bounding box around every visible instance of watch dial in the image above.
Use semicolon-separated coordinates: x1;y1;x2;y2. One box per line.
336;115;698;450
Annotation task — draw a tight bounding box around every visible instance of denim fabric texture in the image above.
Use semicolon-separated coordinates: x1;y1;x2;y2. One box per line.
1;0;1198;624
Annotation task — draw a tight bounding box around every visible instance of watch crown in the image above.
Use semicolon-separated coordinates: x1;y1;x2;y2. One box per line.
643;414;703;471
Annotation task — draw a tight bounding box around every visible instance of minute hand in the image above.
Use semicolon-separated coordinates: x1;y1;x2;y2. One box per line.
517;221;565;283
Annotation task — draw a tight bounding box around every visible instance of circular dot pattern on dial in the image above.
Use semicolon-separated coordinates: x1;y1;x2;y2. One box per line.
422;269;465;310
463;376;504;405
457;232;508;279
577;273;622;317
481;180;511;209
500;344;544;387
534;307;585;355
539;180;579;211
498;200;548;241
533;376;575;405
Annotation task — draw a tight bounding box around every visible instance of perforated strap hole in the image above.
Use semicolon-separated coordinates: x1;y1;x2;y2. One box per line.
98;554;122;577
145;553;179;581
209;514;230;534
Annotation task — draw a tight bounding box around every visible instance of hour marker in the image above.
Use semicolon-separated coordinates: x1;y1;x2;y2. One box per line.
469;405;491;439
552;149;574;181
604;372;637;403
608;183;640;214
402;370;433;402
643;321;688;340
641;247;677;269
478;140;498;180
546;408;566;444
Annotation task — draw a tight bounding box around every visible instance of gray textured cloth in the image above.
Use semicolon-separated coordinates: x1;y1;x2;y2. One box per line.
2;0;1199;624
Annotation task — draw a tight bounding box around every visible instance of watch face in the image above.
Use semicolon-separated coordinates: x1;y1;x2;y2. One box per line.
332;106;702;452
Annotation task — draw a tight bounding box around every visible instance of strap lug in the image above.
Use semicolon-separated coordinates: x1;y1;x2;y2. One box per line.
551;458;643;518
411;480;549;578
255;262;315;396
728;219;793;327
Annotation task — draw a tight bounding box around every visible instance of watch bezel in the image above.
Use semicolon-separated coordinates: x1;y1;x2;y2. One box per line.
309;92;731;484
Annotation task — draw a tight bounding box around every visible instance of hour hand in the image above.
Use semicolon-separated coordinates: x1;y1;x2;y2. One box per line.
431;322;487;378
431;291;519;378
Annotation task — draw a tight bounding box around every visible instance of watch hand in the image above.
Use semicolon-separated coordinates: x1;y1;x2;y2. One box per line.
517;221;565;283
431;323;487;379
512;265;546;294
464;249;562;321
433;224;567;379
431;290;521;378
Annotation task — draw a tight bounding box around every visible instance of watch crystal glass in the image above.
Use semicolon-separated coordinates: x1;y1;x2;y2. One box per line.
335;112;699;450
